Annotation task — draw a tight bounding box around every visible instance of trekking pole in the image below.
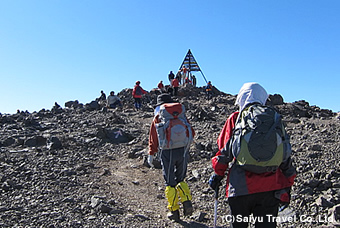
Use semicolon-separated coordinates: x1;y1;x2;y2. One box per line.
213;186;219;228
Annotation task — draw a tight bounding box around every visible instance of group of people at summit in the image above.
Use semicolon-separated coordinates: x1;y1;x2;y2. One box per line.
97;66;212;111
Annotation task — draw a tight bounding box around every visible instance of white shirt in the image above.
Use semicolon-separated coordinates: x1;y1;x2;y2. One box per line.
107;95;121;105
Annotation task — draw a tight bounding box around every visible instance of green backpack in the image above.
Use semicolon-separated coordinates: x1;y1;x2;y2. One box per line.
230;103;291;173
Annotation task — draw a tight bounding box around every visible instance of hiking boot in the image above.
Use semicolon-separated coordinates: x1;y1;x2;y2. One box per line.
183;200;193;216
167;210;180;221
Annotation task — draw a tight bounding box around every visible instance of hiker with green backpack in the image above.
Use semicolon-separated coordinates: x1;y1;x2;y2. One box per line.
148;93;195;221
209;82;296;228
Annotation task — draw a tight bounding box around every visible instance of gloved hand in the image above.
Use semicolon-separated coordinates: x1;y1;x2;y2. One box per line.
275;187;291;212
147;155;154;168
208;174;223;191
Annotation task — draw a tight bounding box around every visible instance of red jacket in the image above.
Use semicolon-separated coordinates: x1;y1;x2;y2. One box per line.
171;78;179;88
132;85;147;98
212;112;296;198
158;82;164;89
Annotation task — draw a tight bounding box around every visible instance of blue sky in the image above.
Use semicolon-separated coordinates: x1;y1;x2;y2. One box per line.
1;0;339;114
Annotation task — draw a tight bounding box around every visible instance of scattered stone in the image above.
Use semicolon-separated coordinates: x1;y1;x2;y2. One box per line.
134;214;150;221
315;196;335;208
191;170;201;179
98;203;112;213
90;197;101;208
2;137;15;147
132;180;140;185
0;86;338;227
85;101;100;111
47;136;62;150
311;144;322;151
192;211;207;222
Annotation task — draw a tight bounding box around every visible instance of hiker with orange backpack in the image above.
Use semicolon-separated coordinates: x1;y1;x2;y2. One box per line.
209;82;296;228
132;81;147;110
148;93;195;221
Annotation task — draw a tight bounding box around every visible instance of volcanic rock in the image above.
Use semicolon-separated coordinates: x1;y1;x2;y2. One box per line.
0;85;339;227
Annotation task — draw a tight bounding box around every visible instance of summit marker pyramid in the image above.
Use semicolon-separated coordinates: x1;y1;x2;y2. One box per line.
179;49;208;84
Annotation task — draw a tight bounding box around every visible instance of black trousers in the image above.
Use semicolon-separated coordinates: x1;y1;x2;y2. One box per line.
160;147;188;187
173;87;178;96
134;98;141;109
228;191;279;228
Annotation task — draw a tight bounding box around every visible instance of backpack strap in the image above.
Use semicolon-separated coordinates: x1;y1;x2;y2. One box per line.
264;111;281;140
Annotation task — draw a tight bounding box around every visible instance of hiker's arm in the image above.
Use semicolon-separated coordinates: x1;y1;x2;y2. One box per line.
279;157;296;185
211;153;230;176
142;88;148;94
217;112;238;150
186;118;195;137
279;128;296;184
211;112;239;176
148;117;159;155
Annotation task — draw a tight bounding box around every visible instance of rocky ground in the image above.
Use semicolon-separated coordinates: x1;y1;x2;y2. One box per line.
0;85;339;228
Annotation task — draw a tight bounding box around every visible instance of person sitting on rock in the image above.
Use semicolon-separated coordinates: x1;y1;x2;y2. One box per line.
157;80;165;92
98;90;106;101
107;91;122;109
96;90;107;106
52;102;62;113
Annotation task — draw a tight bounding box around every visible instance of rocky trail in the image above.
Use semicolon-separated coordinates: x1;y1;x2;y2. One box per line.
0;85;339;227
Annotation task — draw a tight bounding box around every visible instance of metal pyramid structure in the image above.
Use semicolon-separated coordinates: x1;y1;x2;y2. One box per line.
179;49;208;84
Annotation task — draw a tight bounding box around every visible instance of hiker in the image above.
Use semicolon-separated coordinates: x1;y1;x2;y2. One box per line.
98;90;106;101
184;77;191;85
132;81;147;110
167;86;174;97
107;91;122;109
53;102;61;109
192;75;197;87
208;82;296;228
147;93;195;221
168;71;175;83
157;80;165;92
205;81;213;100
175;70;182;85
171;77;179;96
96;90;107;106
52;102;62;113
181;66;188;84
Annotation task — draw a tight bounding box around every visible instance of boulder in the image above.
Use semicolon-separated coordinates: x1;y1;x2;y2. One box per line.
267;94;284;106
